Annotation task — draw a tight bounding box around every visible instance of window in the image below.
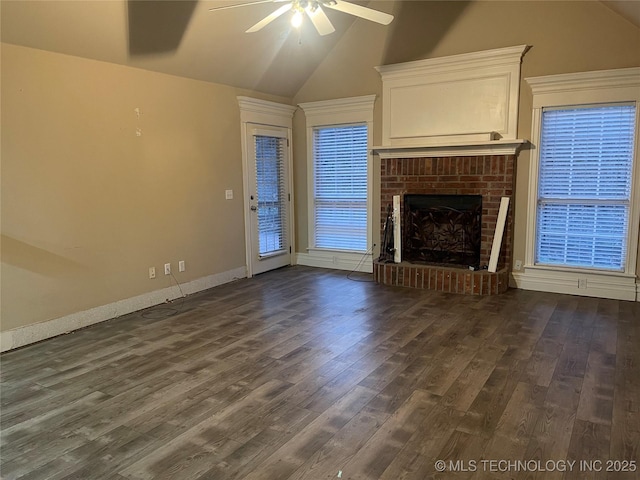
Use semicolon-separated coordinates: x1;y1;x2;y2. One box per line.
536;104;636;271
522;68;640;300
299;95;375;267
255;135;287;256
313;124;368;251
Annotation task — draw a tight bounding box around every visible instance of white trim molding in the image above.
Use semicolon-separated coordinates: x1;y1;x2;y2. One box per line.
296;250;373;273
0;267;247;352
237;96;297;126
376;45;529;147
510;269;637;302
526;68;640;106
520;67;640;300
373;139;528;159
376;44;530;79
298;95;376;125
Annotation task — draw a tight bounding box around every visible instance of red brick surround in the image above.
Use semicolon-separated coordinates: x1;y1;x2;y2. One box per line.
376;155;515;295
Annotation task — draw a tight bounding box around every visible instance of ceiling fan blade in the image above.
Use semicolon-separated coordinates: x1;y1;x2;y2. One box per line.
209;0;274;12
324;0;393;25
306;6;335;36
245;3;292;32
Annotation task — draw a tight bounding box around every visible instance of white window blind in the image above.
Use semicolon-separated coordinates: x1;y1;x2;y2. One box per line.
536;104;636;271
255;135;287;257
313;124;368;251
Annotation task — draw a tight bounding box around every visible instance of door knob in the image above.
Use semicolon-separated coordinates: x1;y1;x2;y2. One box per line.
250;205;257;211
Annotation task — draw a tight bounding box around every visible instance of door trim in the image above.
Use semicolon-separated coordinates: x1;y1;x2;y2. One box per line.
238;97;296;277
248;125;290;274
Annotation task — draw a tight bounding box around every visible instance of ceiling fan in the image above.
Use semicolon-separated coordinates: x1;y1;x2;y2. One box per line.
209;0;394;36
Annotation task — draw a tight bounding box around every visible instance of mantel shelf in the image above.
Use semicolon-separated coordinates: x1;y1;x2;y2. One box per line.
373;139;529;159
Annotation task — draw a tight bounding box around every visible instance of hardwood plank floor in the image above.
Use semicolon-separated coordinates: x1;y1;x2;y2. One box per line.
2;266;639;480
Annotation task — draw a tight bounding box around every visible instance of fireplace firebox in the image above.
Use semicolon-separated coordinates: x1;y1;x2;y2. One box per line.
403;194;482;268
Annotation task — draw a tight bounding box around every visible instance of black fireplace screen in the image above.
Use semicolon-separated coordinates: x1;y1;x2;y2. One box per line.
403;194;482;268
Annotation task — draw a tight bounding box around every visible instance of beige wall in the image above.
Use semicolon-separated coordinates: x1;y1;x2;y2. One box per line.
3;1;640;337
292;1;640;276
1;43;290;332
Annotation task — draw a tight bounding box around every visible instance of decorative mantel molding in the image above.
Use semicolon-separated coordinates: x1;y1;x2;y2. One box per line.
373;139;528;159
376;45;529;149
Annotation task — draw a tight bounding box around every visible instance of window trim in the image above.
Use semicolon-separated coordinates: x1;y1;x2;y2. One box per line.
299;95;375;261
521;68;640;299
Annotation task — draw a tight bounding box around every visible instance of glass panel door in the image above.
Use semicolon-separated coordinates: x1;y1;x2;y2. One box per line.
256;135;287;257
247;124;291;275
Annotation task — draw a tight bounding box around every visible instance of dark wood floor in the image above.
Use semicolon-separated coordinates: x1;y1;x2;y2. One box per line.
1;266;639;480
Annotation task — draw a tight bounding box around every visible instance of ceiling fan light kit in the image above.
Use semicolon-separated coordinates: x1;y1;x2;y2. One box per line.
291;9;304;28
210;0;394;36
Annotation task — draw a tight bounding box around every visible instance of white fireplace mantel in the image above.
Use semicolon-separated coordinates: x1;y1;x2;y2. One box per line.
375;45;529;150
373;138;528;159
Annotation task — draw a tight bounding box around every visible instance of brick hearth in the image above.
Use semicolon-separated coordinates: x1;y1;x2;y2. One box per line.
373;262;510;295
376;154;515;295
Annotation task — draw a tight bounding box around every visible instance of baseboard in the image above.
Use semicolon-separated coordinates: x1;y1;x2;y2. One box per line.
295;250;373;273
510;269;637;301
0;266;247;352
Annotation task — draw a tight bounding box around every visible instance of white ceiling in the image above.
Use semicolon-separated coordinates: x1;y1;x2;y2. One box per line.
1;1;638;98
0;0;369;98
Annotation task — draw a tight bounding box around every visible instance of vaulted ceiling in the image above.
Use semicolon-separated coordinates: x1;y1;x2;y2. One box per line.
1;1;638;99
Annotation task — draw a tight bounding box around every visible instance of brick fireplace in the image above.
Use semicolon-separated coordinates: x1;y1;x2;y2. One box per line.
373;154;515;295
372;45;529;294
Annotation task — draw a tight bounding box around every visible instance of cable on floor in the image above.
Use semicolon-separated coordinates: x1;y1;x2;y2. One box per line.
140;270;186;319
347;244;375;282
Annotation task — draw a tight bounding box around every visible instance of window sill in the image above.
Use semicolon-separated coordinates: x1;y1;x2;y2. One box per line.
524;263;634;279
308;247;371;255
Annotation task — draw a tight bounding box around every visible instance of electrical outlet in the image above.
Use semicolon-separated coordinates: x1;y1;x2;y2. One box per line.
149;267;156;279
578;278;587;289
179;260;185;272
225;189;233;200
514;260;522;271
164;263;171;275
